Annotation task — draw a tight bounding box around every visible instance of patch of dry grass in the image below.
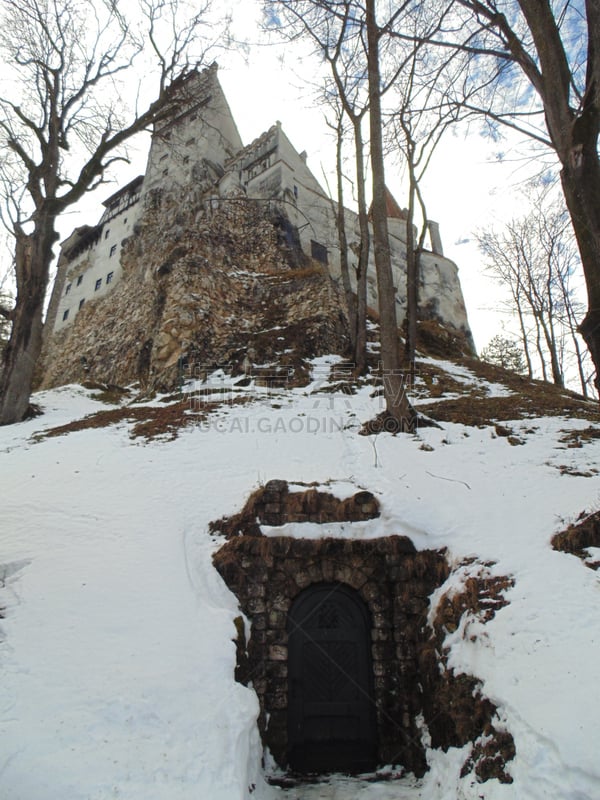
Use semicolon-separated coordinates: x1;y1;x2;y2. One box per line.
81;381;132;405
552;510;600;570
35;397;252;442
417;359;598;427
558;426;600;447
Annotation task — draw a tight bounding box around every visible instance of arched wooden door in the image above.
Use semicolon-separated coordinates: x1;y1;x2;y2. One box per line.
287;583;376;773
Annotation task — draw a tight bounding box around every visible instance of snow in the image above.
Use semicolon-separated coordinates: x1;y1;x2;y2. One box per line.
1;367;600;800
417;357;515;398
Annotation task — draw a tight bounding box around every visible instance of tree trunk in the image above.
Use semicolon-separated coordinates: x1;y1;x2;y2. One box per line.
540;314;564;386
366;0;416;432
404;171;418;368
513;288;534;378
559;270;588;396
0;221;58;425
572;330;589;398
334;119;357;353
533;314;548;382
560;153;600;395
353;118;369;376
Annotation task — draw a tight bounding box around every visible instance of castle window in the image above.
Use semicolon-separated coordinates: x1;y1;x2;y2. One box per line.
95;278;102;291
106;271;114;284
186;137;195;146
160;153;169;162
76;275;83;286
65;283;72;295
62;309;69;321
109;244;117;257
311;239;328;265
293;185;299;199
79;298;85;310
104;229;110;239
162;168;169;177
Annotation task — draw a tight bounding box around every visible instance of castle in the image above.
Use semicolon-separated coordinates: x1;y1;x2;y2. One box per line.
41;63;473;389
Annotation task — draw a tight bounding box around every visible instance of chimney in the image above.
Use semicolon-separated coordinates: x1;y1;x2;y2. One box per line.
428;220;443;256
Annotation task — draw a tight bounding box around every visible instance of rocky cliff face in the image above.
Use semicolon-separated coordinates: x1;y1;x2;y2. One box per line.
40;194;349;392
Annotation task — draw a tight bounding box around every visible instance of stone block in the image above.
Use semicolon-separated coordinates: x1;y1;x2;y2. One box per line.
271;693;288;710
361;581;380;602
307;563;324;583
371;627;390;642
247;582;265;598
268;644;288;661
321;560;334;581
266;661;288;678
265;628;283;644
407;597;428;615
373;612;392;629
250;630;267;645
268;609;286;628
247;598;265;614
264;480;288;495
372;642;395;662
294;570;311;588
369;593;391;613
252;613;266;631
271;594;289;612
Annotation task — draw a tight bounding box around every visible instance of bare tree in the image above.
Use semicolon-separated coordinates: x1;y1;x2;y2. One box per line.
365;0;416;430
264;0;371;375
0;0;213;425
324;108;357;353
265;0;421;428
477;192;591;394
420;0;600;395
386;23;470;367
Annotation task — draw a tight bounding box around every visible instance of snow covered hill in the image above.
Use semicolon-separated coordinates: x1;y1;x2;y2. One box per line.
1;356;600;800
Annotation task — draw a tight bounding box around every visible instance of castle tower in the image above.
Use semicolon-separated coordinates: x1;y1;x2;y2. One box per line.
45;64;243;336
141;63;243;200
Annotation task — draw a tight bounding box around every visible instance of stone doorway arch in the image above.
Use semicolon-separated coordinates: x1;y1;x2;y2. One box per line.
212;483;516;784
287;583;377;774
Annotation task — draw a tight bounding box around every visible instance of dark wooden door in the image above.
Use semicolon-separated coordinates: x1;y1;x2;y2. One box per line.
287;584;376;773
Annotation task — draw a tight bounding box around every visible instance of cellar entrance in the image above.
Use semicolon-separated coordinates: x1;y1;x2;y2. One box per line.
287;584;376;774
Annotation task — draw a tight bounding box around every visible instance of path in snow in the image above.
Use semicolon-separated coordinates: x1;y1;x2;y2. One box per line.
270;775;424;799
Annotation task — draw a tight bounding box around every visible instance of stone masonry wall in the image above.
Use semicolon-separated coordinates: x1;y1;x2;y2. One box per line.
212;480;516;782
214;532;447;776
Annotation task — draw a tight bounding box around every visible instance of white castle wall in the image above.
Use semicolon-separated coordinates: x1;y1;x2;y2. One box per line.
51;181;142;332
236;122;470;335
